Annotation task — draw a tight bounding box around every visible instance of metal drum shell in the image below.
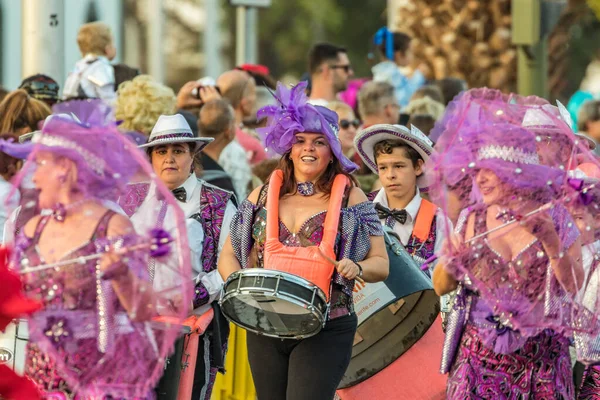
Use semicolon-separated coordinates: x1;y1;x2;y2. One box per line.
339;228;440;389
220;269;328;340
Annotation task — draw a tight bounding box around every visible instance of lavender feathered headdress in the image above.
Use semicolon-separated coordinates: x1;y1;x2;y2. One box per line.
257;81;358;173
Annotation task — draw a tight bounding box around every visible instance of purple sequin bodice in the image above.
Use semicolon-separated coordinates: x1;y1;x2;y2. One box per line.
15;212;156;399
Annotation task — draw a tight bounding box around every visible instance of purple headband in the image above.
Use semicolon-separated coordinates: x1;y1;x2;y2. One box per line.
257;81;358;173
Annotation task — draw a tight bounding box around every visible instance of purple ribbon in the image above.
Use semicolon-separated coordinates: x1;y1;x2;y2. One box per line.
149;228;173;258
568;178;594;206
485;314;510;335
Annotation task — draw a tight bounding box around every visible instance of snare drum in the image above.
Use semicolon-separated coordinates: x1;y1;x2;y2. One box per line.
220;269;328;339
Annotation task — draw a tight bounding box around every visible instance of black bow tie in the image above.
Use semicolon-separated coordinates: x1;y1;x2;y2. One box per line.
172;187;187;203
375;203;408;225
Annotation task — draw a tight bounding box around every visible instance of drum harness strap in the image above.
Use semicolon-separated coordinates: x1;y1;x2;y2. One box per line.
407;199;437;265
265;171;349;319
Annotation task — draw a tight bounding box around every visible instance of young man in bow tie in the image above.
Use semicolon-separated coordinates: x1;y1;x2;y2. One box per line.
354;124;448;276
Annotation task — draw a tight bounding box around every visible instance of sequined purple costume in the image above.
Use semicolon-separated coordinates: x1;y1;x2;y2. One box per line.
230;185;383;319
579;365;600;399
443;206;579;399
17;211;155;399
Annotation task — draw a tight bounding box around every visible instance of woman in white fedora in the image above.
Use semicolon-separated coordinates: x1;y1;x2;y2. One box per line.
122;113;237;400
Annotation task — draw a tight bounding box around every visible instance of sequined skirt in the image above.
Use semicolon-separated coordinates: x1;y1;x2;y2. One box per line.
447;323;573;399
26;342;153;399
578;364;600;400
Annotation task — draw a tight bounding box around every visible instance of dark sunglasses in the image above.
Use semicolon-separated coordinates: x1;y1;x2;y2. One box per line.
339;119;361;129
20;80;59;99
329;64;352;73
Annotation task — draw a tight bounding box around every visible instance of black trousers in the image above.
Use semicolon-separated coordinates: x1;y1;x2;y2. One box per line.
246;313;357;400
191;304;230;400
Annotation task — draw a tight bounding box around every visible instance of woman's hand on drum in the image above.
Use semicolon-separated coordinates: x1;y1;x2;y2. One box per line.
316;248;364;282
336;259;362;280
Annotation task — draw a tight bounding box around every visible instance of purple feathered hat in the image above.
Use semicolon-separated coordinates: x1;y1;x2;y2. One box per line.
257;81;358;173
0;103;140;199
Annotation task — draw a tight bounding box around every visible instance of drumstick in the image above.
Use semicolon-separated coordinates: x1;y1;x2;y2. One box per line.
464;202;554;244
316;248;366;285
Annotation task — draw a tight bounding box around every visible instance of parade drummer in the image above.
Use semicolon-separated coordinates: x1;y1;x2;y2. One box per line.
218;82;389;400
354;123;448;276
124;114;237;400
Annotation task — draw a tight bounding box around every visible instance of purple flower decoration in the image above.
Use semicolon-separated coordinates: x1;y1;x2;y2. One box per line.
257;82;310;154
51;203;67;222
568;178;594;206
149;228;173;258
474;294;533;354
44;317;72;346
485;314;510;336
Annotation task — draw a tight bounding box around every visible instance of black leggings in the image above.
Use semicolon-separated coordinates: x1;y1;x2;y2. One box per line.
246;314;357;400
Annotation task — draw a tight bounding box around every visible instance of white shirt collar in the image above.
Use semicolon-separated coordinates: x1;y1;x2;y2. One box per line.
179;174;199;202
584;239;600;258
149;173;198;201
373;187;422;223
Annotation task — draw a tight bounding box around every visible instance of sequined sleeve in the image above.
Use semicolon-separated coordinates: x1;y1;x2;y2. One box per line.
334;201;384;296
230;199;259;269
552;204;580;251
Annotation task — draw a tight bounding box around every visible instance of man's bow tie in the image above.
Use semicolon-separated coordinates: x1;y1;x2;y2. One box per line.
375;203;408;225
172;187;187;203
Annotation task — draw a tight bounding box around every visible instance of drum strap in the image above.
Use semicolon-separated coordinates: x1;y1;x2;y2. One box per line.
266;170;348;252
412;199;437;243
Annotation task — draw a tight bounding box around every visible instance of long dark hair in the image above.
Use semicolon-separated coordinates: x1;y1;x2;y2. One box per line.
0;134;21;180
267;152;358;198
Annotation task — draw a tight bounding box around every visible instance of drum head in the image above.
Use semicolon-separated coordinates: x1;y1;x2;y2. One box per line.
220;270;327;339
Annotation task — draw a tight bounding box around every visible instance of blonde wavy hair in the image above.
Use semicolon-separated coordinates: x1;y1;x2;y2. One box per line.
115;75;176;136
404;96;446;121
77;22;113;56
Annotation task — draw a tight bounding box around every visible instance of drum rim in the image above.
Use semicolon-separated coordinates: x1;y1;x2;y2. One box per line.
220;289;327;337
220;301;324;340
225;268;328;304
221;288;328;316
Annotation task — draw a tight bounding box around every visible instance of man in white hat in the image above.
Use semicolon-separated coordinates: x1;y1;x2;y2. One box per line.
354;124;448;275
123;114;236;400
